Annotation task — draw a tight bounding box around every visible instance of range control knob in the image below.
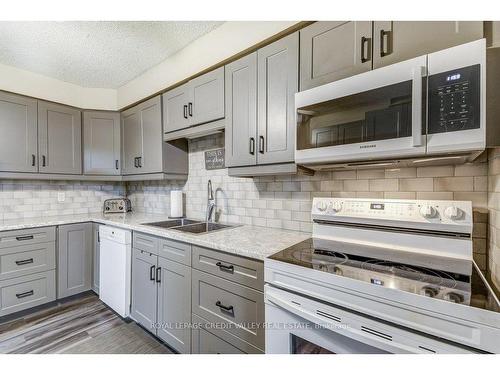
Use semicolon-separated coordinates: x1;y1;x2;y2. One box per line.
420;286;439;298
315;201;327;212
444;206;464;220
419;205;437;219
329;201;343;213
444;292;464;304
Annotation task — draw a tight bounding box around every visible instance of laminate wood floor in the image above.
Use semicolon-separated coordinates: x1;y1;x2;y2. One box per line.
0;293;174;354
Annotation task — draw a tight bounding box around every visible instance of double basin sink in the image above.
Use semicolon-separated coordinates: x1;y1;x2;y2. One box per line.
143;218;234;234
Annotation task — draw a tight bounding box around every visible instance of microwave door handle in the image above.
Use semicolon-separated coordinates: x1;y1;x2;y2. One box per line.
411;66;426;147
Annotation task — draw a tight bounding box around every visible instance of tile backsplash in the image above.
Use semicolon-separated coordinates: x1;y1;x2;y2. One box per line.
0;180;125;221
488;148;500;290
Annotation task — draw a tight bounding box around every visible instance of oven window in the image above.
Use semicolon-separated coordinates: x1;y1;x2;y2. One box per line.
291;335;334;354
297;80;414;150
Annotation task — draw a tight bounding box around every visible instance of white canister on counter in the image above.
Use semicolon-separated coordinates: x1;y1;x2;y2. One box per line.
170;190;184;218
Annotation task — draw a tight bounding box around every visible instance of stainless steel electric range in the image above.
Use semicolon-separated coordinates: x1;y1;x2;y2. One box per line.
264;198;500;354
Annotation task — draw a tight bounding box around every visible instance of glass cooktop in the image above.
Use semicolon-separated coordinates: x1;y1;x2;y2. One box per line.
269;238;500;313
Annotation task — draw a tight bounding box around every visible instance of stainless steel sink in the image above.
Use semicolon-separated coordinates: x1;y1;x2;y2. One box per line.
143;218;201;229
171;222;235;234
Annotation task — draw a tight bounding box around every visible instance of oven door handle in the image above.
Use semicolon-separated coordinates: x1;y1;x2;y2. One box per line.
411;65;426;147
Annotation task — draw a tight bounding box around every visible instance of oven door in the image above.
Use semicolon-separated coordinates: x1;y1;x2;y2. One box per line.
426;39;486;155
295;56;427;165
264;285;476;354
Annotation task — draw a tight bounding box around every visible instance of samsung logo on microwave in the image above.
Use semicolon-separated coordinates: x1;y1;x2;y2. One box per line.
360;144;377;149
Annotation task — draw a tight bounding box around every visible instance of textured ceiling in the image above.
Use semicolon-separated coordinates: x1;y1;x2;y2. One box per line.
0;21;223;88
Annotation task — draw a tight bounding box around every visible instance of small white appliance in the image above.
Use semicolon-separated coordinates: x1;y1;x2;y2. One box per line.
103;198;132;213
265;198;500;354
99;226;132;318
295;39;489;168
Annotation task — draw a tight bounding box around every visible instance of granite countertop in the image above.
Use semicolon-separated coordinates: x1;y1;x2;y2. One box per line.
0;213;310;261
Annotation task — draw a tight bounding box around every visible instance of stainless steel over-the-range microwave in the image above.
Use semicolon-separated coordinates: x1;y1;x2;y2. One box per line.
295;39;489;167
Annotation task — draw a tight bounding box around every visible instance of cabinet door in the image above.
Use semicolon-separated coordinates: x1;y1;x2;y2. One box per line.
83;111;120;175
224;52;258;167
157;257;191;353
92;224;100;294
300;21;373;90
0;91;38;173
57;223;92;299
373;21;484;68
188;67;225;126
162;83;190;133
121;108;143;175
38;101;82;174
131;248;158;334
257;32;298;165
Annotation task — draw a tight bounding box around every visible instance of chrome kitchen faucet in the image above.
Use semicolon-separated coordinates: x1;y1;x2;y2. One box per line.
206;179;216;223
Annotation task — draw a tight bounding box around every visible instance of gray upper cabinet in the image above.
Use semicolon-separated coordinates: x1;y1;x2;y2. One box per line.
188;67;224;126
162;67;225;134
83;111;121;175
373;21;484;69
38;101;82;175
300;21;373;91
57;223;92;299
0;91;38;173
121;95;163;175
225;52;258;167
163;83;190;133
257;32;298;165
157;257;191;354
131;248;158;334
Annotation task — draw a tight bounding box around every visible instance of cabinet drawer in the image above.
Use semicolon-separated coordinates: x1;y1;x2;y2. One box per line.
192;246;263;291
159;238;191;266
0;270;56;317
133;232;159;255
0;227;56;249
191;313;263;354
0;242;56;281
192;269;264;349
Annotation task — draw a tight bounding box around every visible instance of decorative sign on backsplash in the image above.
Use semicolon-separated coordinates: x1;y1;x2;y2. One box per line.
205;148;225;170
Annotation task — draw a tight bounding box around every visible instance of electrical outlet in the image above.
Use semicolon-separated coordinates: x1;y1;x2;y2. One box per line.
57;192;65;202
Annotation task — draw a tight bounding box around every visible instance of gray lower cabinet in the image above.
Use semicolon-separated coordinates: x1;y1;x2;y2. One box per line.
0;226;56;317
0;91;38;173
92;223;100;294
57;223;92;298
257;32;298;165
300;21;373;91
83;111;121;175
373;21;484;68
162;67;225;134
157;257;192;353
224;52;258;167
131;248;158;334
38;101;82;175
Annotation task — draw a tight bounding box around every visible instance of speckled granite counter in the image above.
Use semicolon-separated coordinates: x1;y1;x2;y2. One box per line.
0;213;310;261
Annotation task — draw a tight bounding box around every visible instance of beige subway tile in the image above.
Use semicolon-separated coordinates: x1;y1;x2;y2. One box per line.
276;210;292;220
369;179;398;192
356;192;384;199
384;192;416;199
320;180;344;192
399;178;433;192
384;168;416;179
416;192;454;200
417;166;454;177
292;211;311;222
332;170;357;180
267;182;283;191
301;181;321;192
344;179;369;192
332;192;357;198
454;163;487;176
453;192;487;208
434;177;474;192
474;176;487;192
489;156;500;175
282;181;301;192
356;169;385;179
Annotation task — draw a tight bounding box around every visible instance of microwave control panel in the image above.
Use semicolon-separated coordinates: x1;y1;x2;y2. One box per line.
428;64;480;134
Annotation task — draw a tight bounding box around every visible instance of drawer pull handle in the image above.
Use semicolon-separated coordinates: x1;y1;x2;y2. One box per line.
15;258;34;266
150;265;156;281
215;300;234;313
216;262;234;273
16;235;34;241
156;267;161;283
16;290;34;299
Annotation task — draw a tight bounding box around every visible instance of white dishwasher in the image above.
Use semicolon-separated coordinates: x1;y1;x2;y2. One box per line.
99;226;132;318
